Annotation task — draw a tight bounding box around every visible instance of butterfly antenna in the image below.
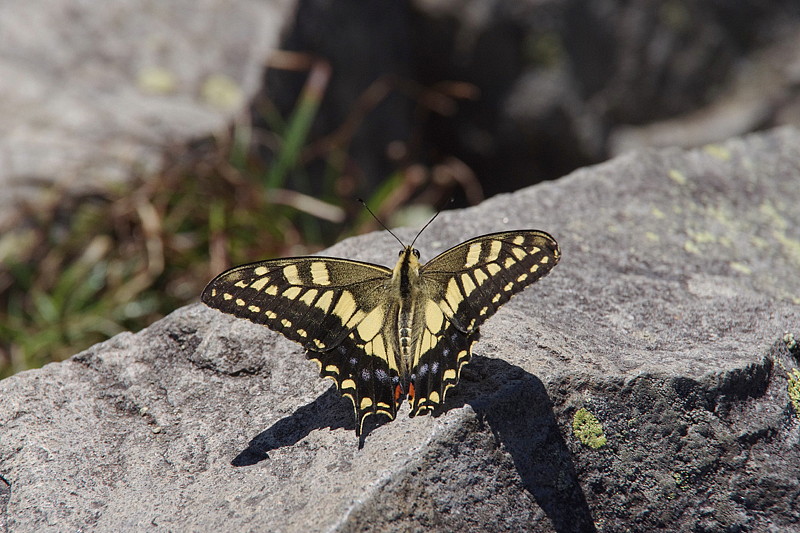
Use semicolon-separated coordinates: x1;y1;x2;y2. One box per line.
410;198;452;248
358;198;405;247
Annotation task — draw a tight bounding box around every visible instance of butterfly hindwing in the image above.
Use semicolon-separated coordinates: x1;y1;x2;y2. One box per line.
420;231;561;334
407;314;477;416
322;324;402;432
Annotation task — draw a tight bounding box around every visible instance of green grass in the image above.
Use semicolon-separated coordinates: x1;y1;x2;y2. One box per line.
778;332;800;419
0;121;360;378
0;69;296;377
0;103;356;376
0;60;476;379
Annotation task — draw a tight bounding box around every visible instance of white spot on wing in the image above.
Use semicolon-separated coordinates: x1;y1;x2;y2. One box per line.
473;268;488;286
356;305;384;341
425;300;444;332
283;286;302;299
333;291;358;325
445;278;462;311
300;288;318;305
315;291;334;313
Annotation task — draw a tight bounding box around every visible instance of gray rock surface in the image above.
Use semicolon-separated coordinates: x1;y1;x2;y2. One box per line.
0;0;293;226
2;127;800;531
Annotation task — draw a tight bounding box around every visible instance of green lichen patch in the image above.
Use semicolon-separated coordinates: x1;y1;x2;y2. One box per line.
784;332;798;355
787;368;800;420
776;333;800;420
572;408;608;449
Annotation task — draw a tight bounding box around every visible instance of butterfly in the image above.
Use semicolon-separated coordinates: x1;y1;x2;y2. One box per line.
202;228;560;436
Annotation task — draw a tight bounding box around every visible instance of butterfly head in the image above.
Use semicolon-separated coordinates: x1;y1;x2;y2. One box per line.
399;246;421;260
398;245;422;270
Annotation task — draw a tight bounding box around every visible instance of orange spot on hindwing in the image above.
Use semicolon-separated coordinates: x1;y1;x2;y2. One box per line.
408;382;416;401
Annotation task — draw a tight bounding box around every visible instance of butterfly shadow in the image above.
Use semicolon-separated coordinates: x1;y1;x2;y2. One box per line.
231;386;361;466
439;355;597;533
231;356;594;532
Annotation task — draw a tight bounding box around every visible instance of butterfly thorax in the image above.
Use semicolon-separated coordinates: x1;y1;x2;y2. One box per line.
391;246;421;298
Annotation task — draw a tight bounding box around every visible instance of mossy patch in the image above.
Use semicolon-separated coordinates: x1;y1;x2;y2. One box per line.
787;368;800;420
572;408;608;449
777;333;800;420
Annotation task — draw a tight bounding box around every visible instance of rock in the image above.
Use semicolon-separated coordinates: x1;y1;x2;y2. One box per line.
7;0;800;233
406;1;800;194
0;0;293;227
2;127;800;531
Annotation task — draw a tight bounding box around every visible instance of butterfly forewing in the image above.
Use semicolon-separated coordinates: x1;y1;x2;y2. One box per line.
420;231;561;333
201;256;406;428
202;257;389;349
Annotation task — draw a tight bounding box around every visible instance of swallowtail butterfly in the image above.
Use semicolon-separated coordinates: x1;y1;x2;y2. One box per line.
202;226;560;436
